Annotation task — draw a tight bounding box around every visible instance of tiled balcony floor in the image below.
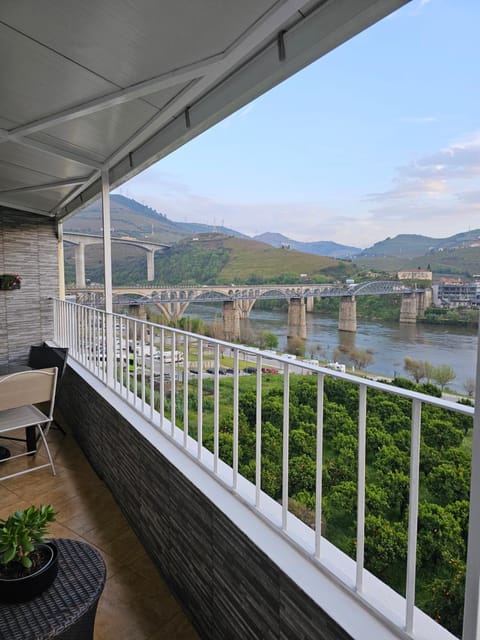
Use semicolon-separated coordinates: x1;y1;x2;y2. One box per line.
0;426;199;640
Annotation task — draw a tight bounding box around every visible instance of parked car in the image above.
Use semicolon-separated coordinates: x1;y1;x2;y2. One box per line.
244;367;257;374
261;367;279;374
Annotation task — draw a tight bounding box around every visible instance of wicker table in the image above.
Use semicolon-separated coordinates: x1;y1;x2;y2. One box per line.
0;538;106;640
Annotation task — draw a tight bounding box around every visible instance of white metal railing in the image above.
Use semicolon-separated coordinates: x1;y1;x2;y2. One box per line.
54;299;476;639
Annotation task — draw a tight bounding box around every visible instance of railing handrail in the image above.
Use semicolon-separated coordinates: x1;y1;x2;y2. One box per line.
53;299;474;640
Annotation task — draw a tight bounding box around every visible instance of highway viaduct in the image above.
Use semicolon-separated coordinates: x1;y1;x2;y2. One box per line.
63;232;170;287
68;282;433;342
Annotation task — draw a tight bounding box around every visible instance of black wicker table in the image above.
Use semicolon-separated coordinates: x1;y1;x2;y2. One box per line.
0;538;106;640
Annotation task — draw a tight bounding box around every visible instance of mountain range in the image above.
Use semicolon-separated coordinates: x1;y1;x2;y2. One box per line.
65;194;480;264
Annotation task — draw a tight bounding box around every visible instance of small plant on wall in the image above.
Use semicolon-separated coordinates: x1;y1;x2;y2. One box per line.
0;274;21;290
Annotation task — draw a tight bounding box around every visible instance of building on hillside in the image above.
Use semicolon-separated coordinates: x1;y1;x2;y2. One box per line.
397;270;432;281
434;281;480;307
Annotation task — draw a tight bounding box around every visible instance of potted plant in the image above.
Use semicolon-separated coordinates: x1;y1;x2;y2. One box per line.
0;274;21;290
0;504;58;602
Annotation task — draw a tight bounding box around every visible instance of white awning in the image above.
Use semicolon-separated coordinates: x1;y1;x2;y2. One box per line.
0;0;410;221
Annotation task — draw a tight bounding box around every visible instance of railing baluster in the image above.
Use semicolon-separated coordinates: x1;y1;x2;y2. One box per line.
255;354;262;509
170;332;176;437
149;323;155;421
233;348;239;491
406;398;422;634
356;384;367;592
197;338;203;461
282;363;290;531
159;329;165;430
183;334;189;448
315;373;325;559
213;342;220;474
140;323;146;413
133;320;138;407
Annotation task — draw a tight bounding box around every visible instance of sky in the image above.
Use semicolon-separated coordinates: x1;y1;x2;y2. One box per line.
115;0;480;249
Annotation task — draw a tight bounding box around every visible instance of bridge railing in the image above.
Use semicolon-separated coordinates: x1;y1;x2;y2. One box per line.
53;299;474;639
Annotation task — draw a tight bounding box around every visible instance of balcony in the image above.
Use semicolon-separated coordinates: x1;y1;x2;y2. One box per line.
1;2;479;637
13;297;467;640
0;416;199;639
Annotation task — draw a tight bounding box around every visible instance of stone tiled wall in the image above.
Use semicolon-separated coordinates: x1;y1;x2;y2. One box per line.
0;208;58;370
59;368;353;640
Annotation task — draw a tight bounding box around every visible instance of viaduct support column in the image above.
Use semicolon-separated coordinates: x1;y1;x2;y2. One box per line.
147;250;155;282
237;299;256;319
223;301;241;342
400;293;418;324
287;298;307;340
306;296;314;313
416;288;433;318
74;243;86;288
339;296;357;332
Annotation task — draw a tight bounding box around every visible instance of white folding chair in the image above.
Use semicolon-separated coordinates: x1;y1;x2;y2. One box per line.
0;367;58;481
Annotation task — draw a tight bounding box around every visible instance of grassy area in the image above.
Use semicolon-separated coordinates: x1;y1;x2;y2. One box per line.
218;237;337;281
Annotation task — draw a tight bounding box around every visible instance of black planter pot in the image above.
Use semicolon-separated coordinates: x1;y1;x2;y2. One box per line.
0;542;58;603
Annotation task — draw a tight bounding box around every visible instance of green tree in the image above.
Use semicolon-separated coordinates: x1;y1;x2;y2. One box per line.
426;462;470;506
404;356;427;383
263;331;279;349
289;454;317;494
346;347;373;370
422;558;466;637
464;377;475;397
431;364;456;391
364;514;407;578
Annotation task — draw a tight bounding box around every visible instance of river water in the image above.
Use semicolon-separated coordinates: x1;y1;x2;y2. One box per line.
184;303;478;393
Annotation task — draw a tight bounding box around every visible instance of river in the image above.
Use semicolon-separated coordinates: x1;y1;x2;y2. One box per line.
184;303;478;393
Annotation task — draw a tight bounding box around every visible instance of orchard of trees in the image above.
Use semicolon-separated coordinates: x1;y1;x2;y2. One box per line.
166;373;473;636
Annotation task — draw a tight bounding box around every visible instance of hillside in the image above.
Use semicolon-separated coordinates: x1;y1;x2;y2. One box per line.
65;194;244;243
64;233;348;286
360;229;480;258
254;232;361;259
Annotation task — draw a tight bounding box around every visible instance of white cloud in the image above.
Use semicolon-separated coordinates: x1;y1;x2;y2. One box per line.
368;132;480;203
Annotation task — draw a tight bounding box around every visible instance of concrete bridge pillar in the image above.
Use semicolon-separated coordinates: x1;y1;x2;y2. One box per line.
129;303;147;321
287;298;307;340
147;250;155;282
236;298;256;319
155;302;189;321
74;243;86;288
306;296;314;313
223;301;241;341
416;288;433;317
400;293;418;324
339;296;357;332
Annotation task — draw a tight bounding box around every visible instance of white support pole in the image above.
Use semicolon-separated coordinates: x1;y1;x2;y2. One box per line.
463;316;480;640
101;169;114;386
57;222;65;301
147;249;155;281
74;243;86;288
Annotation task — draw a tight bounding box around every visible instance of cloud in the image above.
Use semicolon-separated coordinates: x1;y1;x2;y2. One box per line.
116;129;480;249
368;132;480;202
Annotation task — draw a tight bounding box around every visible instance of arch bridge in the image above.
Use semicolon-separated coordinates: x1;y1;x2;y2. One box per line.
68;281;431;338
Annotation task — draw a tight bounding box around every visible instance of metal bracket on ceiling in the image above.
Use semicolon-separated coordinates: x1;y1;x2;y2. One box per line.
185;107;191;129
128;152;134;168
277;30;286;61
